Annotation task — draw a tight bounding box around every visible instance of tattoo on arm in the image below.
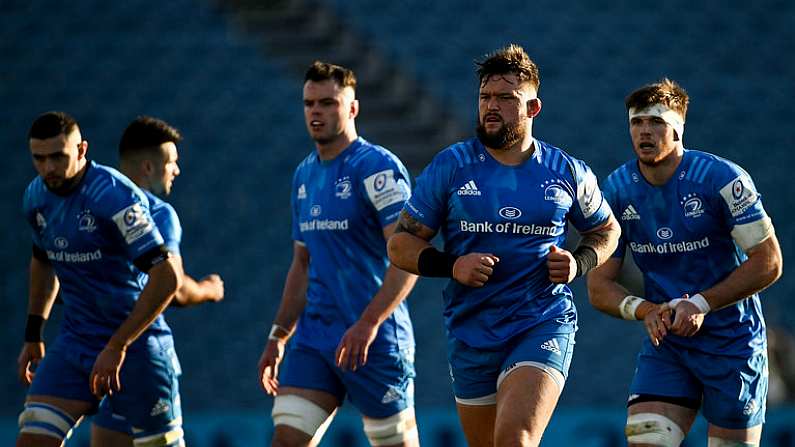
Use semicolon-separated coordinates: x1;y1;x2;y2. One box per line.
579;221;618;263
395;210;424;235
395;210;437;241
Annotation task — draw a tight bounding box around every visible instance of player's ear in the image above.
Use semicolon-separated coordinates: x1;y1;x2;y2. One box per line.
142;158;154;176
77;140;88;159
350;98;360;119
527;97;542;118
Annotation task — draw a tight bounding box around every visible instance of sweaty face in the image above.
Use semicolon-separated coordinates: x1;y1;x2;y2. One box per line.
629;116;679;166
30;130;86;193
303;80;354;145
476;74;531;150
148;142;180;196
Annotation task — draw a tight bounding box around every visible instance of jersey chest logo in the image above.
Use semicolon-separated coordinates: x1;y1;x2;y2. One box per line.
78;209;97;232
335;176;352;199
680;193;704;219
541;179;572;208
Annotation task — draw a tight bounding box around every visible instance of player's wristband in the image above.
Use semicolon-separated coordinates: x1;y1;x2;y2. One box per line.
670;293;711;314
268;324;290;342
417;247;458;278
24;315;46;343
573;246;598;277
618;295;646;320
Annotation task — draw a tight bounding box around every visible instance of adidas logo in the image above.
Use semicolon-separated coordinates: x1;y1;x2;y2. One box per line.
457;180;482;196
621;204;640;221
381;386;401;404
743;399;758;416
540;338;562;355
297;184;307;200
150;398;171;417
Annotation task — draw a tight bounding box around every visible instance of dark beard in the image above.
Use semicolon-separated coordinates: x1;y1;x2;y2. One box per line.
476;121;524;151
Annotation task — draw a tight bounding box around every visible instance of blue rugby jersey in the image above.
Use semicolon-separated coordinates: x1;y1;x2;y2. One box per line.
290;137;415;353
404;138;612;349
604;149;768;355
144;190;181;256
23;161;172;353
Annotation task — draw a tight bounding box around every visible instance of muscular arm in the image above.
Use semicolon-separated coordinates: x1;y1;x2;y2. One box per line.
548;214;621;284
700;234;782;309
107;256;182;350
337;222;418;370
258;242;309;394
577;214;621;266
270;242;310;335
587;257;655;320
386;210;437;274
168;256;224;307
28;256;60;319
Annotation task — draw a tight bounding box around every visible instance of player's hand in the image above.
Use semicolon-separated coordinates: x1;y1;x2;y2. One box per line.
200;274;225;302
642;303;673;347
546;245;577;284
17;342;45;386
258;339;286;396
670;295;705;337
336;318;379;372
452;253;499;287
90;344;126;398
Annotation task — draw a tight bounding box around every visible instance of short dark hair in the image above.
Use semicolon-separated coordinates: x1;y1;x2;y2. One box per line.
28;111;79;140
304;61;357;90
119;116;182;160
476;44;540;90
625;78;689;119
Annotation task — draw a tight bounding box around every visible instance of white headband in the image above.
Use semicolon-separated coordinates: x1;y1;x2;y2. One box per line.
628;104;684;138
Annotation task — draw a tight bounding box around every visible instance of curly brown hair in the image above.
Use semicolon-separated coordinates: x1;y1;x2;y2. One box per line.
476;44;540;91
625;78;689;119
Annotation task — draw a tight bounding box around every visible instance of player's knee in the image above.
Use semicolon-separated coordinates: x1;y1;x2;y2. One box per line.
625;413;684;447
18;402;79;443
131;417;184;447
363;408;419;446
707;437;757;447
271;395;333;438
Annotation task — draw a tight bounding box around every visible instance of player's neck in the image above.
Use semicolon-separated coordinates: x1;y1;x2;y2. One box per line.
315;130;358;161
486;131;535;166
638;146;684;186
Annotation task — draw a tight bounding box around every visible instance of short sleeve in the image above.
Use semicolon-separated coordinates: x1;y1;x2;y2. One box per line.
713;162;767;227
153;203;182;256
106;186;165;260
402;151;454;232
359;152;412;227
602;172;626;259
566;158;613;232
290;169;305;244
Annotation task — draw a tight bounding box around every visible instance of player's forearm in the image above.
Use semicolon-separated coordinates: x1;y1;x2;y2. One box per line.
700;235;782;310
587;271;633;318
272;258;309;333
359;265;418;326
107;258;181;350
172;275;213;306
577;215;621;265
28;257;59;318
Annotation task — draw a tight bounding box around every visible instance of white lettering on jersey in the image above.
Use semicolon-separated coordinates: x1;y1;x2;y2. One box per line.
720;174;758;217
46;249;102;263
112;203;155;244
364;169;410;211
629;237;710;254
459;220;563;236
577;170;602;218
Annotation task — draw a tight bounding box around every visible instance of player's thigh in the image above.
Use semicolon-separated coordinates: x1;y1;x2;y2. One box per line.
696;350;767;433
91;397;133;447
494;366;562;447
626;401;697;447
342;348;415;419
109;341;183;446
18;395;95;447
707;424;762;445
91;423;133;447
456;402;496;447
